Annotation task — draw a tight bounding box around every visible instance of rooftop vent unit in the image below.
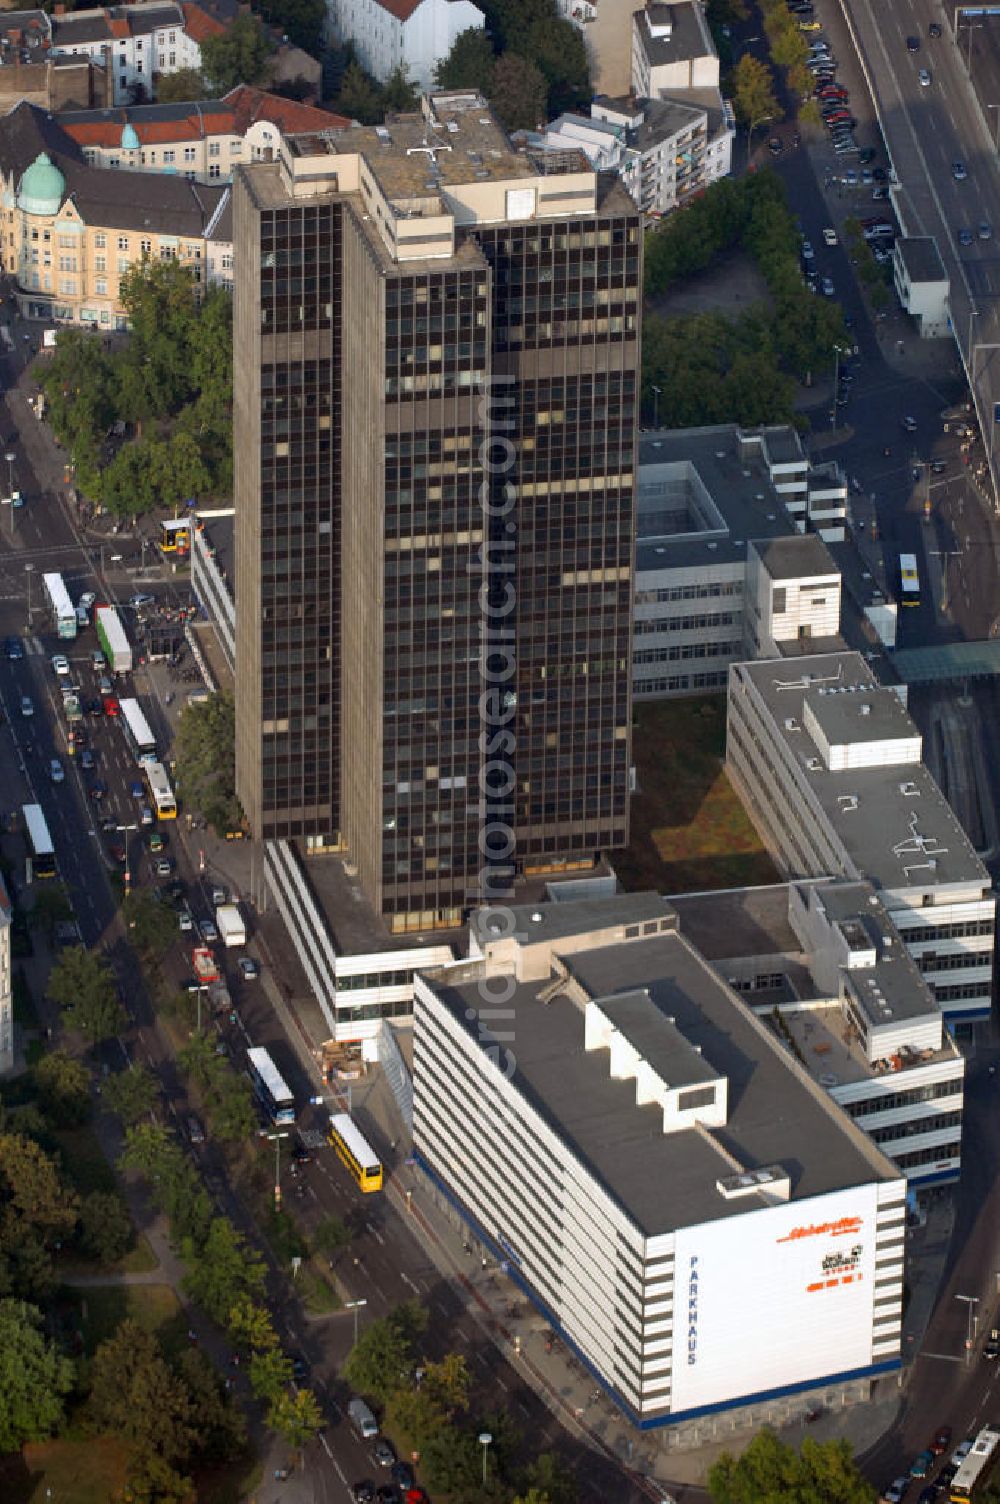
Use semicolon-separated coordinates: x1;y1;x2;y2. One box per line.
784;717;800;731
806;757;822;771
860;703;872;716
899;781;919;796
717;1164;790;1200
838;794;859;811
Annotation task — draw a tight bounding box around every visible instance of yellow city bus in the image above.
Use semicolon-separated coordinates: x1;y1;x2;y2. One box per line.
160;518;191;555
327;1113;383;1193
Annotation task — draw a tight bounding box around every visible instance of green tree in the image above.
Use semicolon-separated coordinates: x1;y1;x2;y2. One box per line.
313;1213;352;1261
421;1422;484;1494
423;1352;470;1415
343;1304;425;1403
78;1190;134;1266
513;1492;554;1504
0;1132;80;1299
175;1347;247;1463
521;1452;578;1504
249;1346;293;1402
526;15;590;115
0;1298;74;1451
434;27;496;91
729;53;782;134
155;67;206;103
384;1384;447;1450
123;889;178;960
267;1386;324;1464
32;1049;91;1127
28;883;73;940
182;1218;266;1325
227;1296;279;1352
336;60;384;124
488;52;547;132
708;1431;876;1504
121;1453;194;1504
47;945;125;1043
174;693;242;836
120;1124;214;1247
200;15;270;91
102;1063;159;1125
380;64;420;113
260;0;326;54
87;1321;195;1465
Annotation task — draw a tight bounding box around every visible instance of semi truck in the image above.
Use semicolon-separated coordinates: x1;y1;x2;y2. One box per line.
215;903;246;948
95;605;132;674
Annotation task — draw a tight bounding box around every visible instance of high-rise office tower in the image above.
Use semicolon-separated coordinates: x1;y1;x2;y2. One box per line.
234;93;641;933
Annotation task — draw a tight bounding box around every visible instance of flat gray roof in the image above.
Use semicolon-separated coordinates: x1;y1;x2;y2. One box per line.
668;882;801;960
638;0;714;68
476;891;674;947
635;425;797;573
897;236;946;284
434;929;895;1237
805;679;916;748
755;534;839;582
735;653;989;891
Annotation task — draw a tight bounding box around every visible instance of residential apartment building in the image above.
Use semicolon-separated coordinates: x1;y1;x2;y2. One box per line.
536;94;728;220
0;10;112;112
326;0;485;91
413;891;905;1429
59;86;349;184
727;651;996;1027
633;427;846;699
0;102;230;326
671;880;966;1188
232;91;641;933
49;1;203;106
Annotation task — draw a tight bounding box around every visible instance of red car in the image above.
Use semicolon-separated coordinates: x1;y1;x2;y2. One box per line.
405;1491;429;1504
929;1426;952;1456
103;694;120;716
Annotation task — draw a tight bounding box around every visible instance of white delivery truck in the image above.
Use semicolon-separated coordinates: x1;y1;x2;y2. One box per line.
215;903;246;948
95;605;132;673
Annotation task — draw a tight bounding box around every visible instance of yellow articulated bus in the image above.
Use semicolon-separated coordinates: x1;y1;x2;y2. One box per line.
327;1113;383;1193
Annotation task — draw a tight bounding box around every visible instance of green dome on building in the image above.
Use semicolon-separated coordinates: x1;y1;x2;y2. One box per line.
17;153;65;215
121;124;140;151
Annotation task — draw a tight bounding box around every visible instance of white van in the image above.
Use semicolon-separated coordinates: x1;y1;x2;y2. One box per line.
348;1397;379;1439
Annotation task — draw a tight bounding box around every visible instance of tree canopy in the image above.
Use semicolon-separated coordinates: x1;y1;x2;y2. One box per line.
489;53;548;132
708;1431;876;1504
174;692;242;836
101;1063;159;1125
729;53;782;132
155;67;206;103
46;945;125;1043
32;1048;91;1126
199;15;270;92
0;1299;75;1452
38;261;232;518
0;1132;79;1299
434;27;496;92
343;1301;428;1404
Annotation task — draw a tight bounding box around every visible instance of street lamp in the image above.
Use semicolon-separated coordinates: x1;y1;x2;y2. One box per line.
344;1296;368;1347
747;113;772;151
651;384;662;429
830;344;849;431
956;1293;980;1367
478;1432;493;1486
264;1129;289;1209
24;563;33;630
116;820;139;897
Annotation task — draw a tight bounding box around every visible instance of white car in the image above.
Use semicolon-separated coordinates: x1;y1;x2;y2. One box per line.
918;68;932;86
881;1481;907;1504
79;591;96;610
50;758;65;784
178;910;194;933
20;695;33;717
51;654;70;676
822;228;838;247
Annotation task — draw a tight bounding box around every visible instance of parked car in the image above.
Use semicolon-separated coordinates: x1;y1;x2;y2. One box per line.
821;277;835;297
79;591;96;610
103;695;120;717
910;1452;934;1479
4;635;22;659
352;1486;376;1504
139;805;154;827
929;1427;952;1456
154;857;174;877
882;1480;908;1504
199;918;218;943
372;1440;396;1470
178;909;194;933
148;831;165;852
186;1115;205;1145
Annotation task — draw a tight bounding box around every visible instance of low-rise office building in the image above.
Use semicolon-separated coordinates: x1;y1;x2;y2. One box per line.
670;880;966;1188
413;892;906;1429
0;101;230;325
727;651;996;1026
893;237;948;340
633;428;845;699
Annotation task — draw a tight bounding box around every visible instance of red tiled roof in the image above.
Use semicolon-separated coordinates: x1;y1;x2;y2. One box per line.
63;108;236;148
182;2;226;43
223;85;350;134
109;16;129;36
371;0;425;19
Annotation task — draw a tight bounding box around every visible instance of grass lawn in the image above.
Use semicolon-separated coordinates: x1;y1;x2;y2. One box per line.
64;1281;185;1357
0;1438;129;1504
617;697;779;894
58;1232;159;1279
